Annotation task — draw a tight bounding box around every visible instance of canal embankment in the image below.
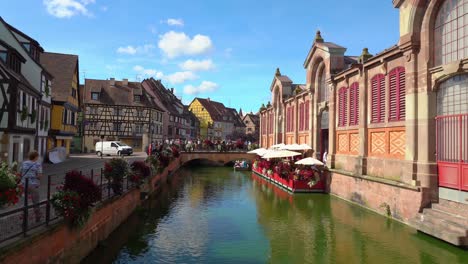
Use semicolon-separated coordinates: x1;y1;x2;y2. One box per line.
0;157;182;264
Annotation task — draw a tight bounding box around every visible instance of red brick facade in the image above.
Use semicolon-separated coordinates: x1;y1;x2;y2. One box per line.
260;0;468;217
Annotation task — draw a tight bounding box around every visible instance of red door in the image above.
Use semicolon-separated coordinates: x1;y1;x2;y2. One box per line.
436;114;468;191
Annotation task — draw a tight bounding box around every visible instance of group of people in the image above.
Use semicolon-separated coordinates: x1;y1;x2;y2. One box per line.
234;160;249;169
146;139;258;154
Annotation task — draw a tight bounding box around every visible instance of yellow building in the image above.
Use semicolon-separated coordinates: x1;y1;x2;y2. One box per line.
40;52;80;156
188;97;238;140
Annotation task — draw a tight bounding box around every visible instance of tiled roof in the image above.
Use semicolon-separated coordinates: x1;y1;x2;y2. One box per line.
321;42;346;49
84;78;162;111
142;78;184;117
226;107;245;127
277;75;292;83
40;52;78;102
196;98;224;121
243;113;259;125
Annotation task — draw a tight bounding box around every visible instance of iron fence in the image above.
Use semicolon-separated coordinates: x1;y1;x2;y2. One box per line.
0;167;136;246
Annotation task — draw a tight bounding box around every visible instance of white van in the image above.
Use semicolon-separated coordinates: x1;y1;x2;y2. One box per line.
95;141;133;156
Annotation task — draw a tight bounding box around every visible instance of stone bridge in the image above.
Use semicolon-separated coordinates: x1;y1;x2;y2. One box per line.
179;151;256;166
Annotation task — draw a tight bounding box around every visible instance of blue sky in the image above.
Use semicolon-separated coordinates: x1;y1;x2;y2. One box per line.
3;0;399;113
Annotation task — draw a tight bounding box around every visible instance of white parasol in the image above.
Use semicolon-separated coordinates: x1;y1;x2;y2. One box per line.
247;148;268;156
269;143;285;149
295;157;324;166
299;144;312;150
279;143;303;150
262;149;302;159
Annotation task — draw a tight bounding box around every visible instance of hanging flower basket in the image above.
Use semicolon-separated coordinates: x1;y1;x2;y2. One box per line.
0;162;23;208
51;170;101;228
103;158;129;195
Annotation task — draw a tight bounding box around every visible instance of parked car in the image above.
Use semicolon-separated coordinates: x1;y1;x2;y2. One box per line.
95;141;133;156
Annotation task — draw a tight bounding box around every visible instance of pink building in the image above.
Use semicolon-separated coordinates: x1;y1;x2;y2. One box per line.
260;0;468;246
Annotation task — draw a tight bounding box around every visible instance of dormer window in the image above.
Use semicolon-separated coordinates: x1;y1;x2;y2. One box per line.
134;95;141;102
0;51;6;63
21;42;30;52
8;53;21;73
91;92;99;100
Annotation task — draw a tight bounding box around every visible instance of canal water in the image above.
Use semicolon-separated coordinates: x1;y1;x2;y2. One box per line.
84;166;468;264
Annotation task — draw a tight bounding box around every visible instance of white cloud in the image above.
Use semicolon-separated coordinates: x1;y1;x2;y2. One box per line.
117;46;137;55
167;18;184;26
43;0;95;18
165;71;198;84
179;59;215;72
117;44;155;55
133;65;197;84
158;31;213;58
133;65;164;78
183;81;219;95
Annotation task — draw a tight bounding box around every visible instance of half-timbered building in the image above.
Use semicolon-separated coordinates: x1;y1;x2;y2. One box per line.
83;78;163;152
0;17;52;164
259;0;468;246
40;52;80;156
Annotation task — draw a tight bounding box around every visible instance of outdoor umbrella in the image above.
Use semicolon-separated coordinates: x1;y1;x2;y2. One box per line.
269;143;285;149
262;150;302;159
299;144;312;150
295;157;324;166
279;143;303;151
248;148;268;156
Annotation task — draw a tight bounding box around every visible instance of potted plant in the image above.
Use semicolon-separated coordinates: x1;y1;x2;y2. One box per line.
130;161;151;186
51;170;101;228
145;155;160;173
20;106;28;122
103;158;129;195
0;162;23;208
30;109;37;124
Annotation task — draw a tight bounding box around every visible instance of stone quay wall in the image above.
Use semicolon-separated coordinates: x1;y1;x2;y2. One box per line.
0;157;181;264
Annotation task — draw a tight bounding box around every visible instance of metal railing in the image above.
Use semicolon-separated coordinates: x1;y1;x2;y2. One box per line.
0;168;137;246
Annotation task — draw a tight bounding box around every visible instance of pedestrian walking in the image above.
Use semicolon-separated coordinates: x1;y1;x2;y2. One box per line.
21;151;43;222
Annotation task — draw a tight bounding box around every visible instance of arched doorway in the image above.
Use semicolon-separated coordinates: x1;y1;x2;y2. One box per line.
318;109;329;161
435;74;468;192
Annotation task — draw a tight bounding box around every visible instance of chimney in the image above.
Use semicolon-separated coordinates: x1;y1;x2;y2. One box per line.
109;78;115;86
207;97;210;102
170;88;174;94
122;78;128;86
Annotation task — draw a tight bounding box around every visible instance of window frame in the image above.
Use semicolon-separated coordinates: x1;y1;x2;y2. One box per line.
370;74;386;124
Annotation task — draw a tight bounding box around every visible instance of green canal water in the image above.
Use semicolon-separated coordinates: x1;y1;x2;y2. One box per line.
84;166;468;264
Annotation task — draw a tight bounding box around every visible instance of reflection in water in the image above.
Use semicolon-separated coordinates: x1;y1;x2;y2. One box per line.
84;167;468;264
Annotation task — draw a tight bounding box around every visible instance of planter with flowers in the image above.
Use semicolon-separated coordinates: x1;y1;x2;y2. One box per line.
145;155;160;173
103;158;129;195
51;170;101;228
129;161;151;186
267;169;273;177
0;162;23;208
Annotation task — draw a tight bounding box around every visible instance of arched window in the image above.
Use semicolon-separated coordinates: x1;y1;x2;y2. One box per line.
389;67;406;121
437;74;468;115
338;87;347;127
349;82;359;126
434;0;468;66
318;67;328;102
371;74;385;123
